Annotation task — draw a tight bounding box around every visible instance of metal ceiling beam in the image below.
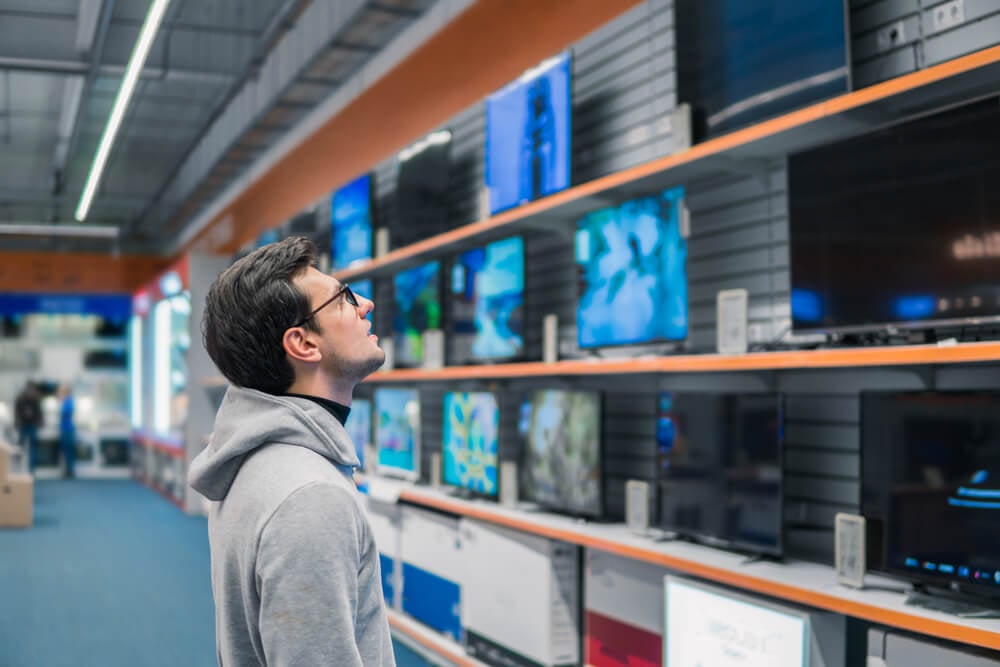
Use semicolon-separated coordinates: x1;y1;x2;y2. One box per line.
0;56;232;85
76;0;104;56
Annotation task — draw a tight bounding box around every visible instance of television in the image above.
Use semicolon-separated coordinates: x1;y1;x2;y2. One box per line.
374;388;421;481
393;262;441;367
397;130;452;229
676;0;849;139
346;398;372;470
861;391;1000;603
789;96;1000;335
518;389;602;517
95;316;128;339
485;51;571;215
331;173;373;271
575;187;688;348
450;236;524;364
442;391;500;498
657;392;784;556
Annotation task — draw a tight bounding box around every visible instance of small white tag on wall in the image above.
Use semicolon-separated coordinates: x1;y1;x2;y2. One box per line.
375;227;390;258
500;461;518;508
478;185;492;221
380;336;394;372
626;480;650;534
421;329;444;370
716;289;749;355
543;314;559;364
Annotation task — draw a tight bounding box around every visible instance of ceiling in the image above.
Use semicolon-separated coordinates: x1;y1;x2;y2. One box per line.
0;0;434;255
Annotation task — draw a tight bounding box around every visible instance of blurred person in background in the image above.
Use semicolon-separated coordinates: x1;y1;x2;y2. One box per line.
58;384;76;479
14;381;42;472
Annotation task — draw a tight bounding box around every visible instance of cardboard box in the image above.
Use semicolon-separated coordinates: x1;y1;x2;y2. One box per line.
0;473;33;528
0;441;12;481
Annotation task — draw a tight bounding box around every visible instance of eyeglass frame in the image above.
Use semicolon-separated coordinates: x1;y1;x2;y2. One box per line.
291;283;359;329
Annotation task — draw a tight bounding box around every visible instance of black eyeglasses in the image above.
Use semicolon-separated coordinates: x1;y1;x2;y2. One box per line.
291;283;359;328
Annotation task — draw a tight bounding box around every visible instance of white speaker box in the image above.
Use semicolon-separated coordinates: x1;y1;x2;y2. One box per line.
375;227;390;258
430;452;441;488
543;314;559;363
716;288;749;355
380;337;394;372
835;512;866;589
421;329;444;370
625;480;651;534
500;461;518;508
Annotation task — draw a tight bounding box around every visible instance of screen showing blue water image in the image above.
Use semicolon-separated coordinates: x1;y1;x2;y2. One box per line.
442;392;500;497
393;262;441;367
485;51;571;215
374;388;421;480
451;236;524;364
575;186;688;348
346;398;372;470
331;173;372;270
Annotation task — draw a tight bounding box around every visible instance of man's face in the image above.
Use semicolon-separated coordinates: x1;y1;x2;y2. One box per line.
294;267;384;381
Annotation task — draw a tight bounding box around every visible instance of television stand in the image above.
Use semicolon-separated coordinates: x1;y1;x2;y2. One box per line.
905;590;1000;619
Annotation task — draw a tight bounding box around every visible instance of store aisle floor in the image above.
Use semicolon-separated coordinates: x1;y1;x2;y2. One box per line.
0;479;435;667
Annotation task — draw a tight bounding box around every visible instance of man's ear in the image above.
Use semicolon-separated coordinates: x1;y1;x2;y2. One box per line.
282;326;321;363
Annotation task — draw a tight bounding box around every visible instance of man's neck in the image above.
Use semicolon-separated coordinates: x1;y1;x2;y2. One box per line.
285;375;355;406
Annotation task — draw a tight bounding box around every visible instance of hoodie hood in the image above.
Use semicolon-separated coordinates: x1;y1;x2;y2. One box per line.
189;385;360;501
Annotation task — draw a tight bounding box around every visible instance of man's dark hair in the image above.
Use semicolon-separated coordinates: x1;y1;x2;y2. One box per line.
203;236;319;394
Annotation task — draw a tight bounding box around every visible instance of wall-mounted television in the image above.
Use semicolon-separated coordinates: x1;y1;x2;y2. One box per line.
657;392;784;556
790;97;1000;335
861;391;1000;603
485;51;571;215
331;173;373;271
393;262;441;367
346;397;372;470
442;391;500;498
374;388;421;481
576;187;688;348
676;0;849;139
518;389;602;518
450;236;524;364
397;130;452;230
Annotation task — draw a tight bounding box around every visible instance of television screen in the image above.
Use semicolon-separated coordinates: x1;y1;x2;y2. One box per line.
397;130;452;229
374;388;421;480
450;236;524;364
518;390;602;517
485;51;571;215
657;393;784;556
861;391;1000;600
393;262;441;367
331;173;373;270
790;97;1000;334
676;0;849;138
346;398;372;470
442;392;500;497
576;187;688;348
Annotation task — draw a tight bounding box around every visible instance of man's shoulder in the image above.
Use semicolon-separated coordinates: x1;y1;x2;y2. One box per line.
234;444;356;506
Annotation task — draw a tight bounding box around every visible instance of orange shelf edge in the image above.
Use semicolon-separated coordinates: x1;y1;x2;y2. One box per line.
395;491;1000;652
335;44;1000;282
386;610;484;667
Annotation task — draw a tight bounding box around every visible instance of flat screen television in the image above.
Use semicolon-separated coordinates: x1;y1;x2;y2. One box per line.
485;51;571;215
442;391;500;498
657;392;784;556
676;0;849;139
575;187;688;348
346;398;372;470
518;389;602;517
789;96;1000;335
397;130;452;229
374;388;421;481
331;173;373;271
861;391;1000;602
450;236;524;364
393;262;441;367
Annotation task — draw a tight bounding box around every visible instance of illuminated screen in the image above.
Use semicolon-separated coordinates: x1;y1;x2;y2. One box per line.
442;392;499;497
519;390;602;517
393;262;441;367
575;187;688;348
450;236;524;364
374;388;421;480
346;398;372;470
485;52;571;215
332;173;372;270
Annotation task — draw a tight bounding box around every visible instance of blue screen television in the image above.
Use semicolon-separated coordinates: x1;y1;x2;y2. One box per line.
332;173;373;270
575;186;688;348
485;51;571;215
442;392;500;497
393;262;441;367
374;388;421;480
346;398;372;470
450;236;524;364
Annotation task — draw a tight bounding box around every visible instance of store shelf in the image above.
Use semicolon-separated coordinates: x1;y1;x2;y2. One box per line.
132;433;185;460
386;609;487;667
362;340;1000;383
365;478;1000;652
336;45;1000;281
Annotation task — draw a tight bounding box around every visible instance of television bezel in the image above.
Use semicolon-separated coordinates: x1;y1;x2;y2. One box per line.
373;387;422;482
440;391;501;500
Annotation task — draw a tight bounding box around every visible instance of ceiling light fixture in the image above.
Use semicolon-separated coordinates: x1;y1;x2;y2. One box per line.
0;223;119;238
74;0;172;222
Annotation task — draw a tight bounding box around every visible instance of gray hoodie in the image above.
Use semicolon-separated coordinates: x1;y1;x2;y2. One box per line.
189;385;395;667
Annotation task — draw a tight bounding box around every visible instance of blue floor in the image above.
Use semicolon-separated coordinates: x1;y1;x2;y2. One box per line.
0;479;433;667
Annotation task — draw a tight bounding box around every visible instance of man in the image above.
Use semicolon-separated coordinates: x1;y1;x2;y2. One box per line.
57;384;76;479
14;381;42;472
189;237;394;666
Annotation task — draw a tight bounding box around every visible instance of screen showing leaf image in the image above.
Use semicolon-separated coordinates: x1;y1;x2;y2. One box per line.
451;236;524;363
519;390;601;516
331;173;372;270
375;388;420;478
393;262;441;367
442;392;499;496
576;187;688;348
346;398;372;470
